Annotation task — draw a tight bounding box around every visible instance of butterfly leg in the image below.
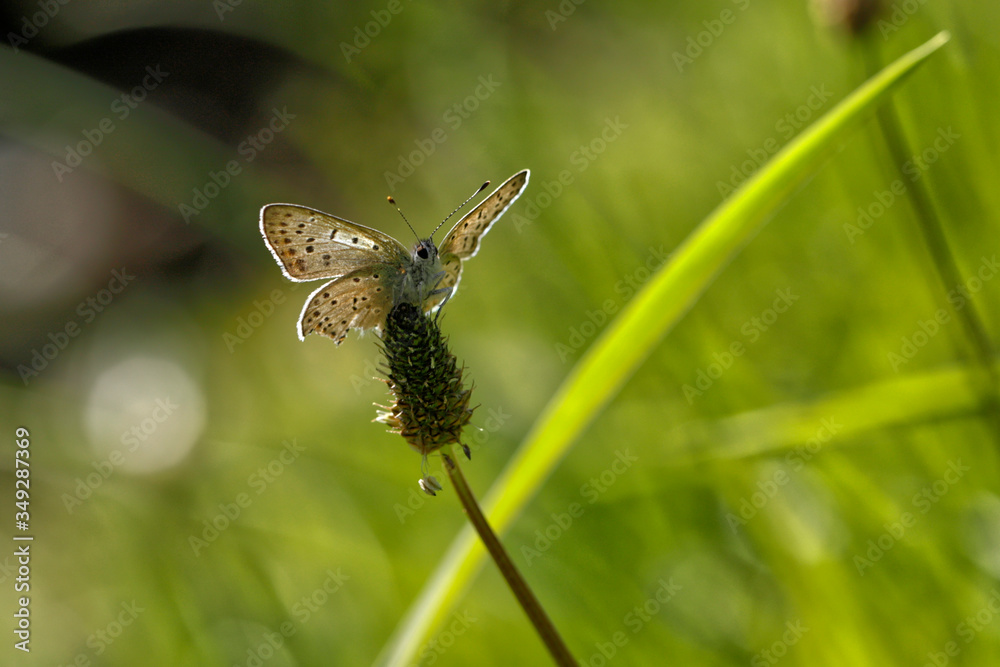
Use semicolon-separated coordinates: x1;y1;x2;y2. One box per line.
433;286;455;310
428;270;455;309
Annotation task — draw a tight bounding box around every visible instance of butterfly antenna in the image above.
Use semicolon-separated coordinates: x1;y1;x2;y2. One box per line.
387;196;420;242
429;180;490;240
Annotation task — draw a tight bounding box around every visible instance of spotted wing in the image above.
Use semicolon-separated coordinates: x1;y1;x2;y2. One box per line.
260;203;408;282
428;169;530;311
297;265;397;343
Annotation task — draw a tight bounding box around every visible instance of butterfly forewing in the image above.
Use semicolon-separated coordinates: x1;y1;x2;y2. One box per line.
439;170;529;260
426;170;529;312
297;265;397;343
261;204;408;282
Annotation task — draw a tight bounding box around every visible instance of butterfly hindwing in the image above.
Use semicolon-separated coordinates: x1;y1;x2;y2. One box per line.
423;254;462;313
260;204;408;282
297;264;398;343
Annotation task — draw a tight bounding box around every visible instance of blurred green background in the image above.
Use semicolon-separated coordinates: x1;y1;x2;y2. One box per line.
2;1;999;665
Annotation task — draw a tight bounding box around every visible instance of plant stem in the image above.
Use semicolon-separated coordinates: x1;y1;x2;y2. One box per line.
860;38;1000;439
442;449;577;666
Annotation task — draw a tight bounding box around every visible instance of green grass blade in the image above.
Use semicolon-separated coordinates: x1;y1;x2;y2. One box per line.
379;31;951;666
660;360;988;467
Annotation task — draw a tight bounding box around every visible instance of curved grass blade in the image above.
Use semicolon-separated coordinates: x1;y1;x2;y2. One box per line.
661;359;988;467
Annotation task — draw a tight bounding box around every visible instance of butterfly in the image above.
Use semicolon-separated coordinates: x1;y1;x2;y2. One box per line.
260;169;529;344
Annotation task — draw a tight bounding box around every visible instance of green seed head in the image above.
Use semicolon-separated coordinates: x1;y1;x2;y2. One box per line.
375;302;474;455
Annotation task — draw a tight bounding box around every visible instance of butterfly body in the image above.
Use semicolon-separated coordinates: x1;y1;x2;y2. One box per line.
260;169;529;344
397;238;445;308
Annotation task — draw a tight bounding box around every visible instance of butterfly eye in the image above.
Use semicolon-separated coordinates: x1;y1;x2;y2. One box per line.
416;246;430;260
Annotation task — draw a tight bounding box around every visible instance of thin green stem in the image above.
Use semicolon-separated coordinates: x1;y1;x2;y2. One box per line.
860;38;1000;436
442;449;577;667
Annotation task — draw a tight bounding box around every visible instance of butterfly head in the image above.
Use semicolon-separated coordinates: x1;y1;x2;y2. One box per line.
397;238;444;308
411;238;439;264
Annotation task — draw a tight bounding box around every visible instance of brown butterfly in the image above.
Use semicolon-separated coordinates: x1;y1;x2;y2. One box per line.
260;169;529;343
